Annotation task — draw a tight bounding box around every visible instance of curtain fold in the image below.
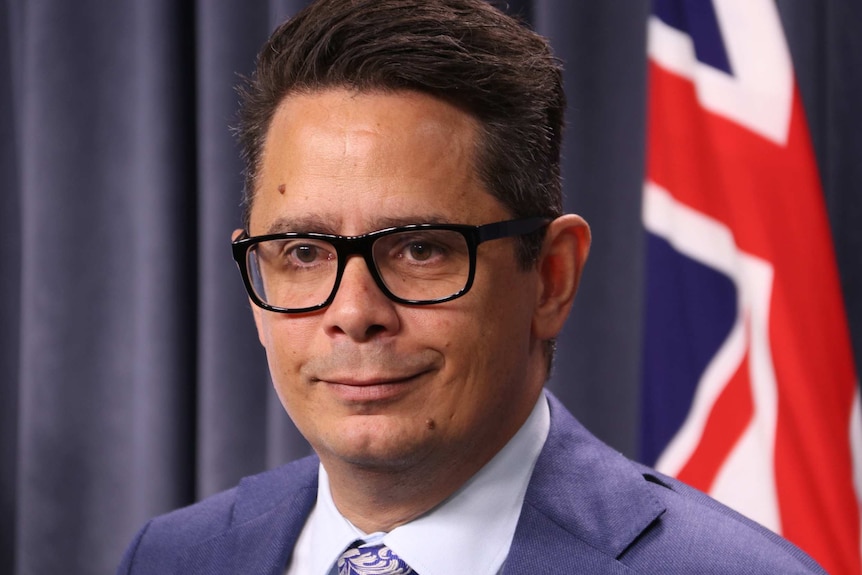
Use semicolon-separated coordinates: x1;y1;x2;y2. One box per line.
538;0;650;456
1;1;858;573
195;0;271;501
0;2;21;570
11;2;199;572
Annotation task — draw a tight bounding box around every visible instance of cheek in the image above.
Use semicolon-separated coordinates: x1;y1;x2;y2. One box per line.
469;272;537;376
420;300;515;405
258;316;316;395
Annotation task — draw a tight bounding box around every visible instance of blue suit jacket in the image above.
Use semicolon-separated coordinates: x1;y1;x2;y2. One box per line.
117;393;826;574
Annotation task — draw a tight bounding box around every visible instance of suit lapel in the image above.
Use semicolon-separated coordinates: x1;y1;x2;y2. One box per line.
504;393;665;574
505;503;638;574
178;457;319;575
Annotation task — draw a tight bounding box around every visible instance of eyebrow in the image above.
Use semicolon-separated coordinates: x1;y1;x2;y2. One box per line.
263;213;453;236
371;214;451;229
264;215;339;235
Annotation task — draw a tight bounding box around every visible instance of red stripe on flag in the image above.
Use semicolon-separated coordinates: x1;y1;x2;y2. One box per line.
647;60;861;575
677;344;754;491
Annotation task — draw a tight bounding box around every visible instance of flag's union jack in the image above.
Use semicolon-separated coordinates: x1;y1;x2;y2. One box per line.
641;1;862;573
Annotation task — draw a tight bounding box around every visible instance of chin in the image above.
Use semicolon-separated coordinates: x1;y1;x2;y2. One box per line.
320;417;437;471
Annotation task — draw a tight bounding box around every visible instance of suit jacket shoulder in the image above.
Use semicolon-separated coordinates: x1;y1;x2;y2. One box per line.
116;455;319;575
503;393;827;574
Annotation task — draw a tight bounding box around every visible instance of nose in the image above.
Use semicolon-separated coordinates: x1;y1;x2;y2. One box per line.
323;255;401;341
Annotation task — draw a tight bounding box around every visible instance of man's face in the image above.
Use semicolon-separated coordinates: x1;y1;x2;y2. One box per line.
246;89;548;475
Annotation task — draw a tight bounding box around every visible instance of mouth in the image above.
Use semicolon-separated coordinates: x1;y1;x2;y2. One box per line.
314;370;431;403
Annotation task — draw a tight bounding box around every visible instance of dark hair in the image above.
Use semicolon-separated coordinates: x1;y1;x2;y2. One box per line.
236;0;566;267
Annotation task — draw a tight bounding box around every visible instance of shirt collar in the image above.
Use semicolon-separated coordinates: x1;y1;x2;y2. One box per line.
305;464;366;575
306;392;550;575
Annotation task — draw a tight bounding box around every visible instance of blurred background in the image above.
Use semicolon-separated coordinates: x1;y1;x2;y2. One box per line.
1;1;859;573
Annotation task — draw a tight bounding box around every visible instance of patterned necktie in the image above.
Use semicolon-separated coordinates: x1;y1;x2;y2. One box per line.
337;543;416;575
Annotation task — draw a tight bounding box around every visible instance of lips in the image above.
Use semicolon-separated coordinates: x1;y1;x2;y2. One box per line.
315;373;421;386
301;344;441;404
315;370;430;403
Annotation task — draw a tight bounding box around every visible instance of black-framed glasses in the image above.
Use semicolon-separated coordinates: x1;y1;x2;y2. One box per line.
231;217;551;313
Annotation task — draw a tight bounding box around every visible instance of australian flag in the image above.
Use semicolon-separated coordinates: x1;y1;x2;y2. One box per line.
640;1;861;573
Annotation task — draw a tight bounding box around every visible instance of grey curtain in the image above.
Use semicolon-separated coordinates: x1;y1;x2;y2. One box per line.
2;1;859;573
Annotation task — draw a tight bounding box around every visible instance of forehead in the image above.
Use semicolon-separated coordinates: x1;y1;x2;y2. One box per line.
250;89;509;235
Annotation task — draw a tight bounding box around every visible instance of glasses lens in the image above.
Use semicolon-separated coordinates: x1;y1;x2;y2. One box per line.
373;229;470;302
247;238;338;310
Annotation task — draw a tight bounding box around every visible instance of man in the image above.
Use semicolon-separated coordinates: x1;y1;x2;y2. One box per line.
117;0;826;573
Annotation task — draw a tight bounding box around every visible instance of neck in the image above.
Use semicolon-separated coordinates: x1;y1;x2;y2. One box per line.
324;455;471;533
320;355;549;533
323;393;545;533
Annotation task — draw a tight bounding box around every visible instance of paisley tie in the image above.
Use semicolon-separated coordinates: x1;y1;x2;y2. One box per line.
337;543;416;575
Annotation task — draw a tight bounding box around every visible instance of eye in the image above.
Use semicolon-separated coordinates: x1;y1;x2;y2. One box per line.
273;239;335;268
292;244;322;264
406;242;437;261
375;229;466;272
395;237;449;264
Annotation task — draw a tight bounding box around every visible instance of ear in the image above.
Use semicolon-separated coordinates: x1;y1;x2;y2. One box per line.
232;228;267;347
532;214;591;340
